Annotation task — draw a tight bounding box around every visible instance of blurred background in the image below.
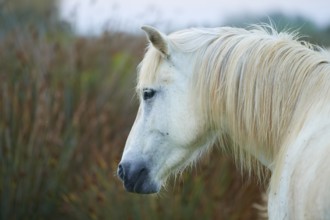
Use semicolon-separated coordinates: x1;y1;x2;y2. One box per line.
0;0;329;219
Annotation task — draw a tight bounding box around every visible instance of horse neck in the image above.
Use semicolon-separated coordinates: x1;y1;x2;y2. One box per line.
195;33;330;172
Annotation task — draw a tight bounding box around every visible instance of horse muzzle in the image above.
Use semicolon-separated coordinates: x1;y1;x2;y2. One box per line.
117;160;160;194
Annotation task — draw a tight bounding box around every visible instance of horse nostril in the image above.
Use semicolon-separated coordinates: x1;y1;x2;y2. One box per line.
117;163;125;181
139;167;147;177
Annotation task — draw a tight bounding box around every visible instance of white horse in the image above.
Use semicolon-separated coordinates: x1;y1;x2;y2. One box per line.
117;25;330;219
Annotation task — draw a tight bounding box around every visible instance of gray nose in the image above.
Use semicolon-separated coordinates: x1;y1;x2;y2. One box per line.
117;161;158;194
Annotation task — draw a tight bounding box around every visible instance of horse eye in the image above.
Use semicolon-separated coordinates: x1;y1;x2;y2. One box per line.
143;89;156;100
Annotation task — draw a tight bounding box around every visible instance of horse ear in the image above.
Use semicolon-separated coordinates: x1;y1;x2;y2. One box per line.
141;25;169;56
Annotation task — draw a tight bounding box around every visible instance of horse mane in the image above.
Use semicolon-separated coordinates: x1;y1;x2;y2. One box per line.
139;25;330;178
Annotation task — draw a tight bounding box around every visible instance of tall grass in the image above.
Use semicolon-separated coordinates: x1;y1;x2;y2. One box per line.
0;27;140;219
0;16;263;220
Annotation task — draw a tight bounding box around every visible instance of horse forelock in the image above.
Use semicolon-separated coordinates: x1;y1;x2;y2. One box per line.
137;45;163;90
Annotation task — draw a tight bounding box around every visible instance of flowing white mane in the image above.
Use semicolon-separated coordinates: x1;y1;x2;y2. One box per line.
138;26;330;177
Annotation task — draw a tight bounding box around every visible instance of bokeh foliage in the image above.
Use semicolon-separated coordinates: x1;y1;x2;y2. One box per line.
0;1;329;220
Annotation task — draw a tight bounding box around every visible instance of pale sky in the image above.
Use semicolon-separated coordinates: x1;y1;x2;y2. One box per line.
59;0;330;35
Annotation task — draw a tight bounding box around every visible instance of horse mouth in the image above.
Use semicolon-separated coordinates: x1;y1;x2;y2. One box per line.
117;161;160;194
123;177;159;194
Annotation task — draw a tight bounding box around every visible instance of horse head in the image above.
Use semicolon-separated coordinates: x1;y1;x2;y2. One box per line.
117;26;214;194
